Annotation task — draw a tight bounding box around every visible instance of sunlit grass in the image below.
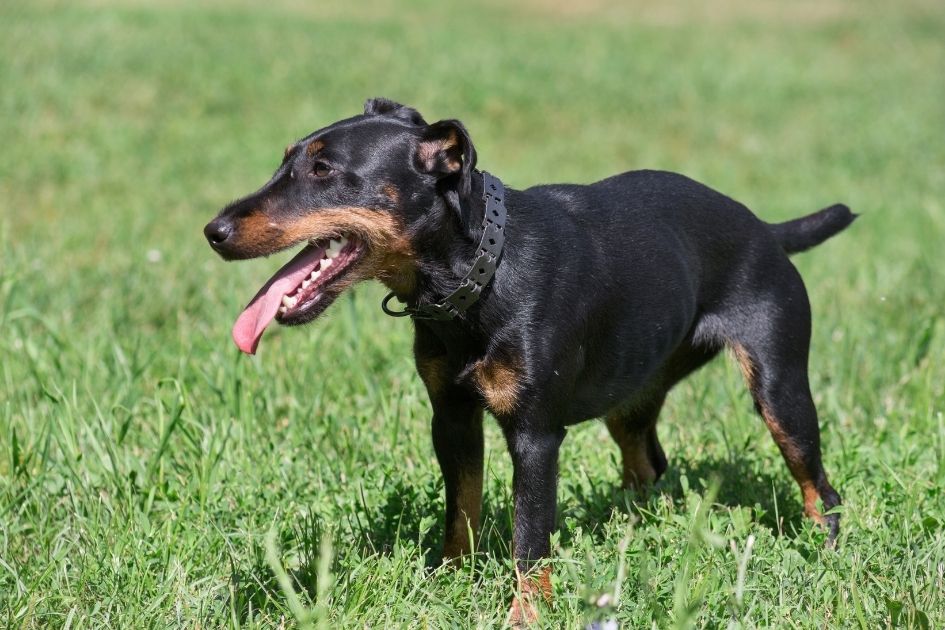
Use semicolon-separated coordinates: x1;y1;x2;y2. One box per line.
1;0;944;627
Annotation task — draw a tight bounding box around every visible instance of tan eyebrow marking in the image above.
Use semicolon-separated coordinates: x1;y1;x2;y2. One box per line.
306;139;325;157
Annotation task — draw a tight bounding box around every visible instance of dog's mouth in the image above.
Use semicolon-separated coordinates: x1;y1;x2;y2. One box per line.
231;235;365;354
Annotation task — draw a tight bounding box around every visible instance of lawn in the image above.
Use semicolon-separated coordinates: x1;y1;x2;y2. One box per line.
2;0;944;627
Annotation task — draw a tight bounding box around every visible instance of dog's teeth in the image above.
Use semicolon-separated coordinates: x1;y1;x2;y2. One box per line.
319;258;332;271
339;236;348;248
279;306;287;314
302;279;311;289
327;238;342;257
282;295;297;308
310;269;321;280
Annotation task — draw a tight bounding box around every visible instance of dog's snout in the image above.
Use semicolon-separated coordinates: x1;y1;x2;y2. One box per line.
204;218;234;247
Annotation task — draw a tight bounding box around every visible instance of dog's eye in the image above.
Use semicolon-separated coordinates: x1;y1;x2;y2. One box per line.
313;162;332;178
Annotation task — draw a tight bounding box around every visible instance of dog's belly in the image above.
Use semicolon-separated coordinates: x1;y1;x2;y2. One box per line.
561;355;676;423
561;382;652;424
554;311;700;424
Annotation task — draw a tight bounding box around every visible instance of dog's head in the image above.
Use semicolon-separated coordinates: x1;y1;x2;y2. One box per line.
204;98;476;353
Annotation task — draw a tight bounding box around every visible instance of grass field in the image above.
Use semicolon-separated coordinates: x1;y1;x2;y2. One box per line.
2;0;944;627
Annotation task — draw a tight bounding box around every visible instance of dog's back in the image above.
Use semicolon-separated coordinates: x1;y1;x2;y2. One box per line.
497;170;849;419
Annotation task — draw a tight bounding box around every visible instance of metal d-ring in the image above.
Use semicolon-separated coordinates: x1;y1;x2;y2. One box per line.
381;292;413;317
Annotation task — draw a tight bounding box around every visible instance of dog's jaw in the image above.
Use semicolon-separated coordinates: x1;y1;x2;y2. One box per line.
230;235;365;354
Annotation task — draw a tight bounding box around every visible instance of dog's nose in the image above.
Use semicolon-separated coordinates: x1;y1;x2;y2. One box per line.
204;218;234;246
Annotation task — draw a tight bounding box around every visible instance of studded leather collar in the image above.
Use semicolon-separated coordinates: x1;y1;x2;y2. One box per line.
382;171;507;321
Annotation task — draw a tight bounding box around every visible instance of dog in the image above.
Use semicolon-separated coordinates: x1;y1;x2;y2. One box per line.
205;98;854;623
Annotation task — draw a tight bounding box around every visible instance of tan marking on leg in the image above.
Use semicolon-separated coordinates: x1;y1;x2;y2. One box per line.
753;389;821;516
761;411;804;468
760;405;826;523
731;343;757;385
605;415;656;491
473;355;522;416
732;344;825;525
416;355;449;399
442;469;483;561
508;565;553;626
800;479;826;525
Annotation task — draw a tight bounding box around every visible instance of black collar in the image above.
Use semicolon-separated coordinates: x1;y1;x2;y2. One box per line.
382;171;507;321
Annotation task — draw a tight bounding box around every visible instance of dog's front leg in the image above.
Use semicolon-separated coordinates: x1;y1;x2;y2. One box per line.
504;425;565;625
431;396;484;562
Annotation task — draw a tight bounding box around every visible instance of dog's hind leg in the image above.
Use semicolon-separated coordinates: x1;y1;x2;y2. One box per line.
725;265;842;543
606;395;668;491
606;341;720;491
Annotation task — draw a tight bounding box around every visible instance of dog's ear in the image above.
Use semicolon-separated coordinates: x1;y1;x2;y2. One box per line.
363;97;427;125
416;120;477;197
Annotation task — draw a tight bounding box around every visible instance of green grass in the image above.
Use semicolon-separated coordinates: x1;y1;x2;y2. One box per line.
2;0;944;626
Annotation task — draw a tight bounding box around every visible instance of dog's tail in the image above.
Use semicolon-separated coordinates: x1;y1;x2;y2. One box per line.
768;203;857;255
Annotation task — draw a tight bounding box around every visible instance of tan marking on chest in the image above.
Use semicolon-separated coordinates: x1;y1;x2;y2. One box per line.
473;355;522;415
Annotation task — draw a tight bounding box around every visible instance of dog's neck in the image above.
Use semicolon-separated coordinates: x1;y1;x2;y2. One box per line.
401;171;493;314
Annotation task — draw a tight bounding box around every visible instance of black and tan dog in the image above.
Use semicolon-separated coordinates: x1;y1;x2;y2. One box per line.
205;98;853;623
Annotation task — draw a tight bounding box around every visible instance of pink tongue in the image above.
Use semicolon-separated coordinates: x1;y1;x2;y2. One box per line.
231;244;325;354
